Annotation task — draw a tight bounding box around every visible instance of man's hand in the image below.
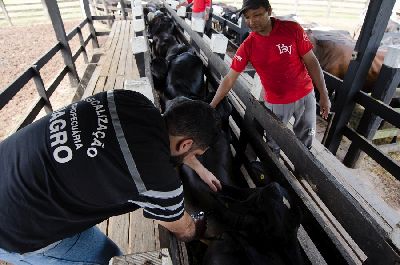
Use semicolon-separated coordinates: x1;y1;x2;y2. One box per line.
319;95;331;119
158;211;195;242
198;167;221;192
183;154;222;192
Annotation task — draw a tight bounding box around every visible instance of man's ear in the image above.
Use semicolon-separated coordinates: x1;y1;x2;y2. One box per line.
177;138;194;153
267;7;272;16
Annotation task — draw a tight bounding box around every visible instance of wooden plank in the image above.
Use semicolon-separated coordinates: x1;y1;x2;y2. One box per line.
0;68;34;109
373;128;399;140
102;22;118;51
100;21;123;77
125;42;139;79
117;20;131;76
114;76;125;90
108;21;127;76
103;21;127;90
93;75;107;94
343;127;400;181
104;75;117;91
129;210;159;254
97;219;108;234
110;248;172;265
82;66;101;98
108;213;130;254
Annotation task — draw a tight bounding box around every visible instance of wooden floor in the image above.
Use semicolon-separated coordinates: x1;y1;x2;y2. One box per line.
83;20;140;98
84;20;162;256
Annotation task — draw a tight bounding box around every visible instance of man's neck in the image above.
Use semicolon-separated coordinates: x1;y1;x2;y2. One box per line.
258;17;274;36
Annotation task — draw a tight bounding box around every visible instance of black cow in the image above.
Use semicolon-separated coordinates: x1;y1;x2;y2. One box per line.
203;182;304;265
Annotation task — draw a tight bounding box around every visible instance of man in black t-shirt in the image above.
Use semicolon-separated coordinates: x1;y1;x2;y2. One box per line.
0;90;221;265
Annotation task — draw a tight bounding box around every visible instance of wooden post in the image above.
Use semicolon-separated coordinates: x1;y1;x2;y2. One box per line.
89;0;98;16
101;0;112;28
119;0;127;20
324;0;395;154
132;36;147;77
32;65;53;113
210;33;228;60
0;0;12;26
82;0;100;48
343;46;400;167
77;27;89;63
43;0;80;87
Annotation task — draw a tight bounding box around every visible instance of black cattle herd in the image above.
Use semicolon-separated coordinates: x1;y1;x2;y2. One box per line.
143;3;305;265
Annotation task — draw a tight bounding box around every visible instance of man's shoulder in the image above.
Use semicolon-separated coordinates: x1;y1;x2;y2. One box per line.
276;18;303;32
241;32;256;46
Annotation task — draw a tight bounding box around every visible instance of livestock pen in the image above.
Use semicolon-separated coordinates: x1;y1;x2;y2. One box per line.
0;0;400;264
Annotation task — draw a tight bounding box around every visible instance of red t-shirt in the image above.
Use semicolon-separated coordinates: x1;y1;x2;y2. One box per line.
190;0;210;13
231;18;314;104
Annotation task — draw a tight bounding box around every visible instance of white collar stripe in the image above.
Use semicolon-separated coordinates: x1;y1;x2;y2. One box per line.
128;199;184;211
141;186;183;199
144;207;184;219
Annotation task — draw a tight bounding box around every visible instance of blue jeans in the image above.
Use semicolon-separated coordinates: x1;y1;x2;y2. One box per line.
0;226;122;265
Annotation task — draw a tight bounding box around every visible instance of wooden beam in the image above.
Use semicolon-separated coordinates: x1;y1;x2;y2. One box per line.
119;0;126;20
324;0;396;154
344;47;400;167
100;0;113;28
82;0;100;48
343;127;400;181
42;0;80;87
32;65;53;113
77;27;89;63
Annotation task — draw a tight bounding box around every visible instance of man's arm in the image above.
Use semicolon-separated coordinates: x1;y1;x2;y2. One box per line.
183;154;221;192
210;69;241;108
204;0;211;20
302;50;331;119
157;211;195;241
176;0;188;8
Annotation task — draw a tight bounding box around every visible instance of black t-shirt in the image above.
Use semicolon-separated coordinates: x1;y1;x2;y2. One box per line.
0;90;184;253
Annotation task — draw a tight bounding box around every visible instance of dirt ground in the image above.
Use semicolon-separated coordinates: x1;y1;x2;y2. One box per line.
0;20;107;140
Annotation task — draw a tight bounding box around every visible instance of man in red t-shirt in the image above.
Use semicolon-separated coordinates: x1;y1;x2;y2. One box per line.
177;0;211;21
210;0;330;152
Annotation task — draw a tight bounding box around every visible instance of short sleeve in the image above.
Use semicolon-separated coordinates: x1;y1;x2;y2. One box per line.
231;38;250;73
294;23;313;56
140;185;185;222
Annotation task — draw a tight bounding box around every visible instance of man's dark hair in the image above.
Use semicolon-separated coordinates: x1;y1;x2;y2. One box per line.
164;97;220;149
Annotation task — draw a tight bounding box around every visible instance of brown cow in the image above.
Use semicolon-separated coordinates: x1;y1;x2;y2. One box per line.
305;29;386;93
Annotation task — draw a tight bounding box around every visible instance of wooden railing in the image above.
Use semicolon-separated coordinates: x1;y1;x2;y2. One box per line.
0;17;94;135
0;0;82;26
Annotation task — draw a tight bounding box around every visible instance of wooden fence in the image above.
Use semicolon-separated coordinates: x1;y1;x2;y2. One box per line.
0;0;83;26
